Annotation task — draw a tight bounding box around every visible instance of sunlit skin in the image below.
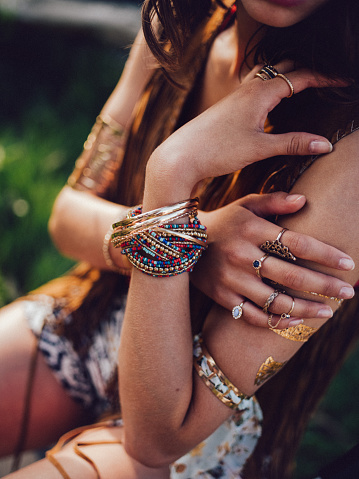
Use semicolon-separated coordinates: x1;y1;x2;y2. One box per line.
238;0;330;30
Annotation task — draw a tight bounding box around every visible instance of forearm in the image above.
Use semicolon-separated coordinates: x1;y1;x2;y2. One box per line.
49;186;130;270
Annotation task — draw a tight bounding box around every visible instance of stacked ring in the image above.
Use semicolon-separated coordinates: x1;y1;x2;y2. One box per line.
253;254;269;279
276;73;295;98
263;289;282;314
255;72;270;81
280;297;295;320
256;65;279;79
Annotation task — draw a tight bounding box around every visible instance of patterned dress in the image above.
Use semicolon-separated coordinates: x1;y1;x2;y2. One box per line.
25;293;262;478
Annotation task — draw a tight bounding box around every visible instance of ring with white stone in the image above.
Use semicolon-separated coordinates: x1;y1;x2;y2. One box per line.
232;302;245;320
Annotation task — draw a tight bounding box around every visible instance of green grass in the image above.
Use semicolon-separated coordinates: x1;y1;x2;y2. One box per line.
1;12;358;478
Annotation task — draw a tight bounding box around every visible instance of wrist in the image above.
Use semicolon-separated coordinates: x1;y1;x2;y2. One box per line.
143;147;196;211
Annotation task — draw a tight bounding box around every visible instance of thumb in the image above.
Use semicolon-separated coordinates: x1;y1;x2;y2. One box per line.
240;191;307;217
267;132;333;157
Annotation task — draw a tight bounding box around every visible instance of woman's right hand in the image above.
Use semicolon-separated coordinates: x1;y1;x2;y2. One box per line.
192;192;355;329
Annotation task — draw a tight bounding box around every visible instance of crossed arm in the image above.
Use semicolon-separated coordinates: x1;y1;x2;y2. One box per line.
49;29;358;468
118;80;359;466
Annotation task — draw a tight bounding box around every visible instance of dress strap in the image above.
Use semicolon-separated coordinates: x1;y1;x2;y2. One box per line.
330;119;359;145
45;418;123;479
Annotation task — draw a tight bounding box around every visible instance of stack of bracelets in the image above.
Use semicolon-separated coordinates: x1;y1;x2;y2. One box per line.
111;198;208;277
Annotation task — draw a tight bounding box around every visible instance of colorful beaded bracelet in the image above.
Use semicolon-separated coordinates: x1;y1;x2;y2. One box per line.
111;200;207;277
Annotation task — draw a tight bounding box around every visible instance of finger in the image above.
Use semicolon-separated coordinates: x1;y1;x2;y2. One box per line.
227;275;333;321
228;297;303;330
239;192;307;217
258;68;348;106
260;256;355;300
262;130;333;157
270;229;355;271
249;285;333;320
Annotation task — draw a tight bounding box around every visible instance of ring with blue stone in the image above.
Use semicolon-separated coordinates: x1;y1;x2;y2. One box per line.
253;253;269;279
232;302;245;320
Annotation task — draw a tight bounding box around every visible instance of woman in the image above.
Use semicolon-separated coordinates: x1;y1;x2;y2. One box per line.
1;0;359;477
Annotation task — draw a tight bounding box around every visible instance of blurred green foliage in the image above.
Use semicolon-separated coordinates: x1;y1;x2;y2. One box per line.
0;13;127;303
0;11;358;479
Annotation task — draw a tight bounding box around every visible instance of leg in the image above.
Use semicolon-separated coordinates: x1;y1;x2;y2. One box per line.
3;426;171;479
0;302;89;456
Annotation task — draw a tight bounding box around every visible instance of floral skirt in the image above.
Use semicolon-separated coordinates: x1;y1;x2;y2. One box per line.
24;294;262;478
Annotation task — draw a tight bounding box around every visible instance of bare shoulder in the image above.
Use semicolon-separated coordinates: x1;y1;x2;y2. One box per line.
102;29;158;127
282;127;359;284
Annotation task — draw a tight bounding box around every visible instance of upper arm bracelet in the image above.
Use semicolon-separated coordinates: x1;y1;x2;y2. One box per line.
193;335;250;410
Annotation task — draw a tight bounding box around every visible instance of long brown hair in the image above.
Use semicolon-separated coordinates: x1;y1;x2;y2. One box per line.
142;0;359;104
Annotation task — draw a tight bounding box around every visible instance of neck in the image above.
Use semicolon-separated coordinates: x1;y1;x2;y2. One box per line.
235;1;264;76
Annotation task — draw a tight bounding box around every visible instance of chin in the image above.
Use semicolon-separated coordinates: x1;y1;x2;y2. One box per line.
239;0;330;28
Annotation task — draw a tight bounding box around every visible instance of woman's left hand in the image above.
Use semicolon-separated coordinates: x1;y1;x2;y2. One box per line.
191;192;355;328
144;66;343;210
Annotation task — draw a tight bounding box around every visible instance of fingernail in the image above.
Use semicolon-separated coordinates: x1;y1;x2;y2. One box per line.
318;308;333;319
286;194;305;203
339;286;355;299
339;258;355;271
309;140;333;154
288;319;303;327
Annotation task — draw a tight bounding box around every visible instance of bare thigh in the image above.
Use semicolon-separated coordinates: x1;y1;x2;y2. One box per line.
3;426;171;479
0;301;89;456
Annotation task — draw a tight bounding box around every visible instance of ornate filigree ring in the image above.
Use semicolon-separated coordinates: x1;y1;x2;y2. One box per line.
260;228;296;261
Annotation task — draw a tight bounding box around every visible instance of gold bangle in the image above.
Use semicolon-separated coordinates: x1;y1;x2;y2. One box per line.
102;227;131;276
193;335;250;410
112;198;199;229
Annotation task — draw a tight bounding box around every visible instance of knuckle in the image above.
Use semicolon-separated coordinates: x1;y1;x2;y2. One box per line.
301;301;315;318
283;269;304;289
287;136;303;156
286;233;308;257
241;216;258;239
321;279;335;297
227;247;242;266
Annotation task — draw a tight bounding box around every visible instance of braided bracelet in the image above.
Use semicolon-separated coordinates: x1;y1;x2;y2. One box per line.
193;335;250;410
